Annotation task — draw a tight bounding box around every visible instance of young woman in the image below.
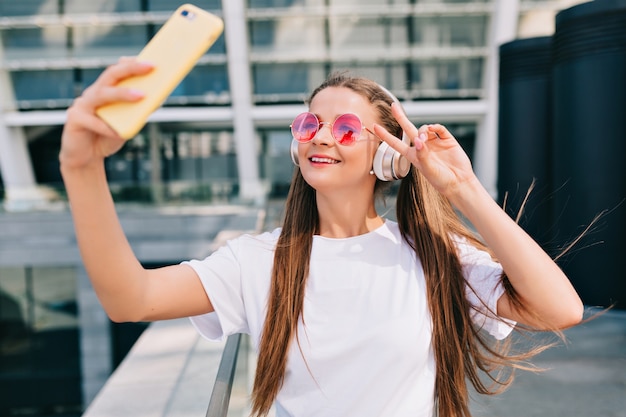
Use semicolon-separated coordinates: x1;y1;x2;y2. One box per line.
60;59;584;417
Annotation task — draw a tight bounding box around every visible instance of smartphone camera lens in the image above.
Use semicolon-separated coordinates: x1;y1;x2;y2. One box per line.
181;9;196;20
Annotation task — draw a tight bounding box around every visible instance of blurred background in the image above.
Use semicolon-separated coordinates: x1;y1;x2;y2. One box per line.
0;0;624;416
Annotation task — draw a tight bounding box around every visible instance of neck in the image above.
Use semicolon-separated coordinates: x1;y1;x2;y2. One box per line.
315;191;383;238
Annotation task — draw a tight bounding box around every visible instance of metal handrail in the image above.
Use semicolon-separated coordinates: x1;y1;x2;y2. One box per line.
205;333;243;417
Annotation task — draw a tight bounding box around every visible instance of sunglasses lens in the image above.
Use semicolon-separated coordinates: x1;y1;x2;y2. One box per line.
291;112;319;143
333;114;362;145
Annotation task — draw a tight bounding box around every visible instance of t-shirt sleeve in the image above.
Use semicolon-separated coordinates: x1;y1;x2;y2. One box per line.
183;239;250;341
456;239;516;340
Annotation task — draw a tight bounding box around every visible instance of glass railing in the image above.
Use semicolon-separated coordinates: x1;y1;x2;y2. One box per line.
205;334;244;417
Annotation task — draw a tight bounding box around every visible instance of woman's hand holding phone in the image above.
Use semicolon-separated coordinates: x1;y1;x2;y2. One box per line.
60;4;224;170
59;59;153;171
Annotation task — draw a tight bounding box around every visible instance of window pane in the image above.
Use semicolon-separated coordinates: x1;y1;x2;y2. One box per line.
409;58;484;97
411;15;488;48
11;70;74;101
250;20;275;47
0;266;81;414
65;0;141;13
31;267;78;332
29;127;64;185
329;16;408;51
253;63;309;98
0;0;58;16
329;64;387;86
329;16;384;50
448;16;488;47
1;27;66;60
248;0;321;7
0;267;28;374
249;17;325;56
81;68;106;90
329;0;374;4
169;64;230;103
259;129;294;196
160;130;237;183
327;63;410;97
105;136;151;186
72;24;148;58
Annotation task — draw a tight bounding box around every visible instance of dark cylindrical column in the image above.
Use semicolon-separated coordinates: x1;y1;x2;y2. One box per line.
552;0;626;308
498;36;553;245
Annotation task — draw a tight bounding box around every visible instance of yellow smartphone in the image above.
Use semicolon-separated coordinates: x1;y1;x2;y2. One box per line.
96;4;224;139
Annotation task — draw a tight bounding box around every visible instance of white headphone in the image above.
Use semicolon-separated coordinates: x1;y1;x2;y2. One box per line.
290;84;411;181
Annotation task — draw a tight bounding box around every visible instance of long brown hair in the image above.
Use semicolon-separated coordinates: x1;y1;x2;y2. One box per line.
251;72;548;417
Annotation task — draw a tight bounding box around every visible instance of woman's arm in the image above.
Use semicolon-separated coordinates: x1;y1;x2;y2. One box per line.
373;104;584;330
60;58;213;322
451;176;583;329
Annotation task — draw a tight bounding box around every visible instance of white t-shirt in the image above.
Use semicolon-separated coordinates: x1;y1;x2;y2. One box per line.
186;220;514;417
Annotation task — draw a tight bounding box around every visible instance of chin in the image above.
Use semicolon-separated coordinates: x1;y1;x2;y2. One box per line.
302;170;374;194
301;174;335;191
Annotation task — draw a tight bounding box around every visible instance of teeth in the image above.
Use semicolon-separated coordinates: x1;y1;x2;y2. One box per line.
310;157;338;164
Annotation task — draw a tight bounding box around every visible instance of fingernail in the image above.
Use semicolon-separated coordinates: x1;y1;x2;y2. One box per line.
414;138;423;150
419;133;427;142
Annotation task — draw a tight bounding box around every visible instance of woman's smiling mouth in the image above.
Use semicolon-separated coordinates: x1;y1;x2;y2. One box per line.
310;156;339;164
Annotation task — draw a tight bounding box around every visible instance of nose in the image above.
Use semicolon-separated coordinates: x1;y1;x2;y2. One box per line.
312;122;334;145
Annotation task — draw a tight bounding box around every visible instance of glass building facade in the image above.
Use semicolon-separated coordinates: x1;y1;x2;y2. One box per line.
0;0;507;207
0;0;579;415
0;266;81;415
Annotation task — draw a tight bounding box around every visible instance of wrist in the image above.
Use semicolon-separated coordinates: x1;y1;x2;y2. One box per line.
59;143;105;170
60;156;106;180
447;176;494;218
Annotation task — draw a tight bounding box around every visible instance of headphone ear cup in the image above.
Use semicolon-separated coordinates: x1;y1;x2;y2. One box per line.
372;141;393;181
290;139;300;166
393;133;411;179
372;137;411;181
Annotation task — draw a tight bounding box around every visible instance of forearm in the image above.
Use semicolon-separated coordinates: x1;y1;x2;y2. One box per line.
451;178;584;329
61;161;147;321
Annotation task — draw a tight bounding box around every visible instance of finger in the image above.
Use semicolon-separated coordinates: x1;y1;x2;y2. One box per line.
388;103;431;152
426;124;453;140
390;102;420;142
96;58;154;88
86;114;124;140
371;123;413;156
65;104;123;139
414;124;429;143
78;84;145;112
390;104;439;151
413;124;441;143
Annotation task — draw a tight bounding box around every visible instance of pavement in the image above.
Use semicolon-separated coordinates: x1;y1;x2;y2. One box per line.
469;308;626;417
